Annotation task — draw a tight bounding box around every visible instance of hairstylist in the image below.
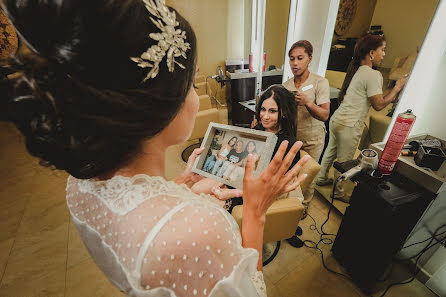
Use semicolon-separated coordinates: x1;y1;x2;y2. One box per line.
283;40;330;214
316;34;408;200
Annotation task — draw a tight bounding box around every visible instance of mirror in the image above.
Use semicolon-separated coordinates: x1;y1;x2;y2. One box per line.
263;0;290;71
327;0;439;97
325;0;440;150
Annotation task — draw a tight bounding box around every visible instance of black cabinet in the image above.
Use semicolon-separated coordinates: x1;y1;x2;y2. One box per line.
332;172;435;294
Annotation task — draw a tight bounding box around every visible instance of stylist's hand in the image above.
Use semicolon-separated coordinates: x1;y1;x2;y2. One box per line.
295;92;310;106
175;147;205;188
395;74;408;91
250;118;258;128
242;141;309;218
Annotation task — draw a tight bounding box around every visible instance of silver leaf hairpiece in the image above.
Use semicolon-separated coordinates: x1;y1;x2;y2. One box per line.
130;0;191;82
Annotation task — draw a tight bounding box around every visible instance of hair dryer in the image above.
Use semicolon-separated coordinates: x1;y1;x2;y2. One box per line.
338;149;379;181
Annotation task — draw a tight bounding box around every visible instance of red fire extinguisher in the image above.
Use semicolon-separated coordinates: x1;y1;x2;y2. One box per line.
378;109;416;175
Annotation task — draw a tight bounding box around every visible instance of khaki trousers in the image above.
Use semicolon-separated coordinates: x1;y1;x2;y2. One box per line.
317;119;363;196
297;126;325;206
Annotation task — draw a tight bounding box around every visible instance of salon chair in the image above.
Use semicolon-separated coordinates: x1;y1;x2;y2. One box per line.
189;94;220;139
358;113;392;151
325;70;346;90
182;93;221;161
231;150;321;263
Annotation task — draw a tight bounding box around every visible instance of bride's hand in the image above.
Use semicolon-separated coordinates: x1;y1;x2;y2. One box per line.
175;147;205;187
242;141;309;219
190;178;224;195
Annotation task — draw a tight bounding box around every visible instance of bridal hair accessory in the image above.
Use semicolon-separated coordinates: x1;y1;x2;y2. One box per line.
131;0;191;82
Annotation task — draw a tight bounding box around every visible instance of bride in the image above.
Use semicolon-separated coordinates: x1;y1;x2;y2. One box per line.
1;0;308;296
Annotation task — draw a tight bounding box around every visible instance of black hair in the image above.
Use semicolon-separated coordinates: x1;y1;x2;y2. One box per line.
227;136;238;146
255;84;297;138
338;34;385;102
0;0;197;179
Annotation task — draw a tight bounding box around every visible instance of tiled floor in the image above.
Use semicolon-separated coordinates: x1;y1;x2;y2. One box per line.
0;122;437;297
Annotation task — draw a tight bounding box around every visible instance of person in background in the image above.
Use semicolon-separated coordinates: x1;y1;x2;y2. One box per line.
283;40;330;216
203;136;237;172
316;34;408;201
1;0;309;296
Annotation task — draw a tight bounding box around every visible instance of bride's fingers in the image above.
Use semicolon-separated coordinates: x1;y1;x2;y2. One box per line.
283;173;308;193
283;154;310;182
187;147;205;164
243;154;256;182
276;141;303;177
190;173;205;183
265;141;289;175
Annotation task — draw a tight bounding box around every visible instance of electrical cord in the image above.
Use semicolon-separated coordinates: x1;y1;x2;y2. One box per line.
376;233;446;297
205;76;226;107
205;66;227;107
374;224;446;291
401;226;446;250
305;177;446;295
303;178;351;280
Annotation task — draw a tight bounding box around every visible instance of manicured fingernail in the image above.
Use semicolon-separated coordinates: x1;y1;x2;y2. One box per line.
303;155;310;161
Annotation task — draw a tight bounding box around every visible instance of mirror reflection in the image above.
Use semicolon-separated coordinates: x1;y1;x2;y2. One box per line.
263;0;290;71
320;0;439;201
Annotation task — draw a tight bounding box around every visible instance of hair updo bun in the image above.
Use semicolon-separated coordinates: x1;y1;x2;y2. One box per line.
1;0;197;179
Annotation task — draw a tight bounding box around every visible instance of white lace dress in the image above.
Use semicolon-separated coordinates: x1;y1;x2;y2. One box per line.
66;174;267;297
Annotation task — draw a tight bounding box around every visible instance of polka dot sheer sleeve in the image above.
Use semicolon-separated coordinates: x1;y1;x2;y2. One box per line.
66;175;266;297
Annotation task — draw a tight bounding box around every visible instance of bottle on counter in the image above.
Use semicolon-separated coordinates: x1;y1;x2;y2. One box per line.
378;109;416;175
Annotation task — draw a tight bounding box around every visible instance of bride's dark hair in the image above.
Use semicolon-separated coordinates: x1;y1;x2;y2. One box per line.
0;0;197;179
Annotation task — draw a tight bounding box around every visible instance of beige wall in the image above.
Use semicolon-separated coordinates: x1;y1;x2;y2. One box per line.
166;0;228;77
334;0;377;41
371;0;438;68
244;0;252;60
227;0;245;60
263;0;290;69
167;0;292;73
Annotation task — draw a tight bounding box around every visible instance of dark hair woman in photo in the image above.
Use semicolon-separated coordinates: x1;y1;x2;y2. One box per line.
316;34;408;201
203;135;237;172
1;0;309;295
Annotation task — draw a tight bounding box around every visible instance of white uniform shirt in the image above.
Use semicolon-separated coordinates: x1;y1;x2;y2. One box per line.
332;65;383;127
283;73;330;137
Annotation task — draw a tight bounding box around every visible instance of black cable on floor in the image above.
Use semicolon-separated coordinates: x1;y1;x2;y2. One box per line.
400;224;446;250
303;178;351;280
305;178;446;295
376;235;446;297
